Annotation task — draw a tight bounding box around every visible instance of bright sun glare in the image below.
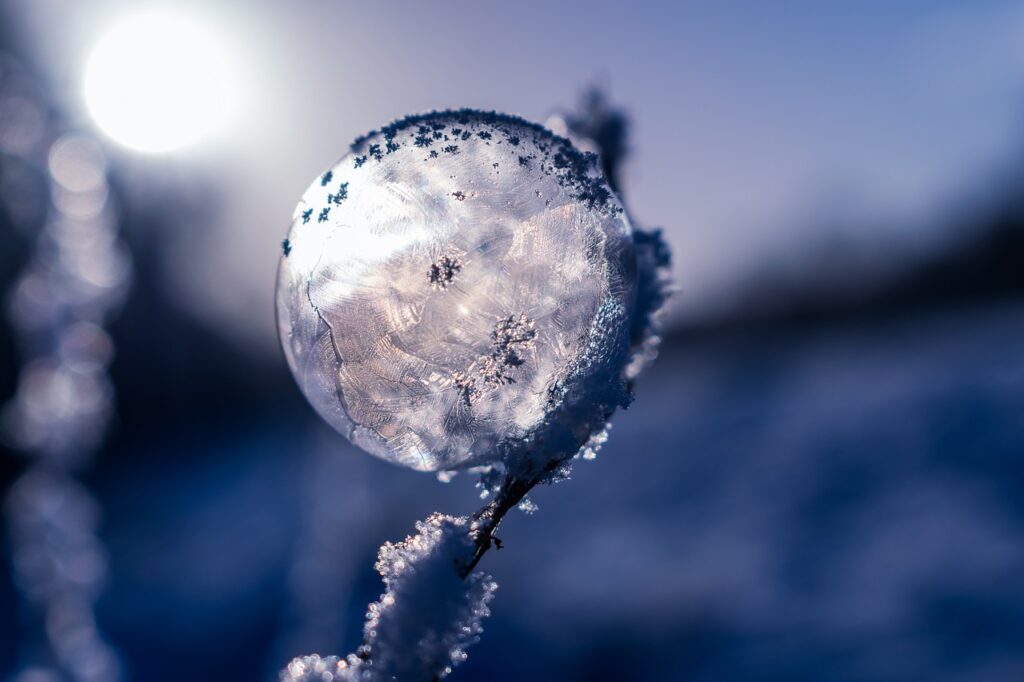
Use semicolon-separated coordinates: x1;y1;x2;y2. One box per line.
84;10;233;153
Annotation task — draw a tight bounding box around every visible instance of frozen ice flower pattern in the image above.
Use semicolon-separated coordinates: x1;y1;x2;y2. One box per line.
277;111;636;471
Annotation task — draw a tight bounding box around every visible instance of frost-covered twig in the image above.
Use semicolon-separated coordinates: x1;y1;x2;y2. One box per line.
281;514;498;682
461;463;563;578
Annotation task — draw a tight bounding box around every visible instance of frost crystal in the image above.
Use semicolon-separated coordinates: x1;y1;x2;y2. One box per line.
281;654;364;682
517;497;538;514
578;423;611;461
276;110;637;472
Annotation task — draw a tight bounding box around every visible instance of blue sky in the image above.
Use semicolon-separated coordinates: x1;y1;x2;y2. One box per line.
14;0;1024;340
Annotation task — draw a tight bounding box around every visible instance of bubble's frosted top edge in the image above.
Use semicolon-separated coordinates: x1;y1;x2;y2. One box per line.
341;108;623;218
351;109;563;153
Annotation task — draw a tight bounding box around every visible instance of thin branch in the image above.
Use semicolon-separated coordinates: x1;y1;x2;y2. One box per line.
457;456;566;578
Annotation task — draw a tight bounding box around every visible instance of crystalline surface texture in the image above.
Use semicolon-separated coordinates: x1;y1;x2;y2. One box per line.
277;111;636;471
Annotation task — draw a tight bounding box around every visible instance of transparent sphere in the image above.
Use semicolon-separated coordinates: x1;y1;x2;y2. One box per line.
276;111;636;471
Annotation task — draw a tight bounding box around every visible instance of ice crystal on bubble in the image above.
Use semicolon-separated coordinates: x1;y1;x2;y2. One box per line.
427;254;462;290
276;110;638;473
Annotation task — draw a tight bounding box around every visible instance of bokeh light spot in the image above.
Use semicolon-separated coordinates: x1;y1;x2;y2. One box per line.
83;10;233;153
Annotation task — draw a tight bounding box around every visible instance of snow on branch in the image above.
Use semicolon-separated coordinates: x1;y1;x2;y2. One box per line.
281;515;496;682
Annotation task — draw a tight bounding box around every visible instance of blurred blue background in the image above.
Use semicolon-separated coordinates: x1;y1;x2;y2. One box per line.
1;1;1023;680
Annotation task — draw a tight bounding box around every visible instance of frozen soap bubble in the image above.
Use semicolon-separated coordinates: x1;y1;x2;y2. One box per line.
277;111;637;472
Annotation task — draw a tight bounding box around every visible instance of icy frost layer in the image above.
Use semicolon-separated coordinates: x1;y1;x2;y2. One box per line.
277;111;636;471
